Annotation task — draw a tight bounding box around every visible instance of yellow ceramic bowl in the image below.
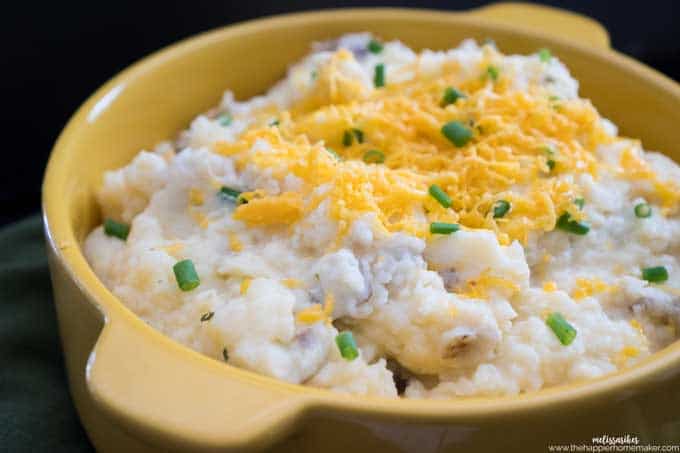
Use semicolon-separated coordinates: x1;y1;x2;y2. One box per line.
43;4;680;452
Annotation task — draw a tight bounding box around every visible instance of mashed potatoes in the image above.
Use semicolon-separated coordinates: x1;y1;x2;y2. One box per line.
84;34;680;398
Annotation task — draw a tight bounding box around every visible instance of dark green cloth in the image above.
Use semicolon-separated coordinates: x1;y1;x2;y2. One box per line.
0;215;93;452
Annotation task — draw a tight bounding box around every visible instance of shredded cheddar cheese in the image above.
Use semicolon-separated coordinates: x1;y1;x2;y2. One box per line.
240;278;252;295
233;192;304;226
228;232;243;252
543;281;558;292
282;278;303;289
630;319;644;335
462;271;520;299
296;304;325;324
297;293;335;324
161;243;184;257
571;278;613;300
621;346;639;358
209;46;679;246
189;188;205;206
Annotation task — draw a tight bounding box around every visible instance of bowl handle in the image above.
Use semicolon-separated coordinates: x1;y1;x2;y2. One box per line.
86;313;310;450
468;2;610;49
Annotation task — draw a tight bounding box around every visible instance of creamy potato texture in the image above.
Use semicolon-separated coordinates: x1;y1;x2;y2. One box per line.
85;34;680;398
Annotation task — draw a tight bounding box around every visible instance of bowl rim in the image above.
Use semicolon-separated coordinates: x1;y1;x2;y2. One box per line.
43;6;680;420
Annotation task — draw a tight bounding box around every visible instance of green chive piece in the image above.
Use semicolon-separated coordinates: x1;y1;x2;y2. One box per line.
548;95;560;102
441;121;473;147
546;312;577;346
218;186;245;204
634;203;652;218
428;184;452;208
642;266;668;283
325;147;342;161
269;119;279;127
342;128;364;146
374;63;385;88
543;145;557;171
574;198;585;210
441;87;465;107
363;149;385;164
222;347;229;361
173;259;200;291
200;311;214;322
538;48;552;63
486;65;500;81
310;70;318;80
351;128;364;144
556;213;590;235
430;222;460;235
104;218;130;241
367;39;383;54
335;331;359;361
342;130;353;147
217;113;232;126
493;200;511;218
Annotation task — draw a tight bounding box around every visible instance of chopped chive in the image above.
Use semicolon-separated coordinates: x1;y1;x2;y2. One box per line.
538;48;552;63
367;39;383;54
493;200;511;218
218;186;246;204
428;184;452;208
342;128;364;146
310;69;318;81
325;147;342;161
217;113;232;126
103;218;130;241
200;311;214;322
543;145;557;171
556;213;590;235
634;203;652;218
342;130;353;147
173;259;200;291
441;121;473;147
574;198;585;210
430;222;460;235
374;63;385;88
548;95;560;102
351;128;364;144
363;149;385;164
222;347;229;361
441;87;465;107
269;119;279;127
642;266;668;283
546;312;577;345
486;65;500;81
335;331;359;361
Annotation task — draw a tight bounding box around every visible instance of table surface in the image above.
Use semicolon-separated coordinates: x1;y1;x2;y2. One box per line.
0;216;94;452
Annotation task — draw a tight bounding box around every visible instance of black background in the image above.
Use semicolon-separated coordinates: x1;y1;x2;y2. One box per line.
2;0;679;229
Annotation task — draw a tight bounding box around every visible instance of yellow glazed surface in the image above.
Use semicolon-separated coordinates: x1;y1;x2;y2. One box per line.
43;4;680;452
